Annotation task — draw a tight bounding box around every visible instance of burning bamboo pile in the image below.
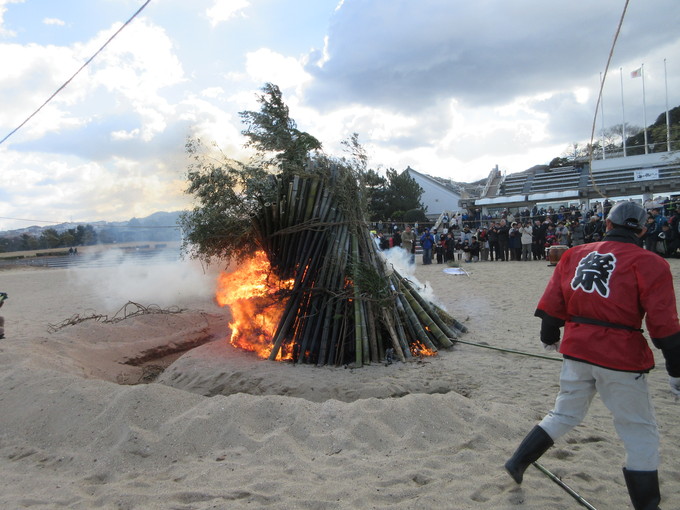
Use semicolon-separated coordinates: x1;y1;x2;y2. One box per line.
231;165;466;367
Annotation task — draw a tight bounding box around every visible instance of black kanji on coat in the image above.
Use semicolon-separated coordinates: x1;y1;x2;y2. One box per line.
571;251;617;298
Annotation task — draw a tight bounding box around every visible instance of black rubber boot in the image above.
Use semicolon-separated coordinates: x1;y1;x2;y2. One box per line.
504;425;554;484
623;468;661;510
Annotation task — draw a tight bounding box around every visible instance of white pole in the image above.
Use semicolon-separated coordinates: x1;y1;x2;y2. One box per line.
665;58;671;152
600;72;606;159
620;67;627;157
642;63;648;154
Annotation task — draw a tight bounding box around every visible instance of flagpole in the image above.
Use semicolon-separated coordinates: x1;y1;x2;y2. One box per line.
600;72;606;159
620;67;627;157
641;63;648;154
665;58;671;152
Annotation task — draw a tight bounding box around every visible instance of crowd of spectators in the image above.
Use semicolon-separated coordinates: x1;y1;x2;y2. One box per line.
373;197;680;264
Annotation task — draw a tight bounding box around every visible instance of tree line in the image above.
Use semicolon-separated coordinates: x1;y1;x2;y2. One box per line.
0;225;98;253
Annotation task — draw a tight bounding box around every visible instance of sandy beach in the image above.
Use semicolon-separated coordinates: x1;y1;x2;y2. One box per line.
0;254;679;509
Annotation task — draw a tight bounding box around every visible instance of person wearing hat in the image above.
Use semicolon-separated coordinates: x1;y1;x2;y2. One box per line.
400;225;416;264
584;214;604;243
505;201;680;509
419;228;435;265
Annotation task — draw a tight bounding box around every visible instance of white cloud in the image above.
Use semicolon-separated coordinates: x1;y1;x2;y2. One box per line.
200;87;224;99
111;128;140;141
0;0;23;37
43;17;65;26
245;48;312;89
206;0;249;27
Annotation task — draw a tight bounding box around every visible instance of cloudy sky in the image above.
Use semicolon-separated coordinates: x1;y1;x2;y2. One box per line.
1;0;679;230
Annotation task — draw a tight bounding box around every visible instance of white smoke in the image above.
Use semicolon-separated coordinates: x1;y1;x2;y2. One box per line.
379;246;440;307
69;249;223;312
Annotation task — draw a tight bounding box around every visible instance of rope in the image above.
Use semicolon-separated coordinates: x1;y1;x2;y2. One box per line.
587;0;631;199
453;338;562;362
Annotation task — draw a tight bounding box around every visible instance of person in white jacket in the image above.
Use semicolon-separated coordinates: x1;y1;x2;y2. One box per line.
519;223;533;261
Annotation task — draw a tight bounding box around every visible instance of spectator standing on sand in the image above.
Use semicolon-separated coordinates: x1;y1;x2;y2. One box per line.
497;219;510;261
420;228;435;265
519;222;533;261
400;226;416;264
488;222;500;261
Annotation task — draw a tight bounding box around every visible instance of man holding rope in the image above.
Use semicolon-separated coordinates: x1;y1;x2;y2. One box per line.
505;201;680;510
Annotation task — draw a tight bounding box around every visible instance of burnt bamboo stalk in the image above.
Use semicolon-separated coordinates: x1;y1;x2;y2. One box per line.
314;220;349;364
304;290;331;364
298;295;325;364
397;296;421;355
399;283;453;348
397;274;459;341
324;229;350;365
279;176;301;273
388;277;413;358
396;288;438;352
365;300;382;362
360;300;370;364
357;222;389;362
291;193;333;283
294;178;323;277
296;226;339;363
317;293;336;367
272;183;333;298
261;202;273;254
291;285;316;360
268;285;304;360
430;302;468;333
326;295;344;366
335;307;349;366
393;309;412;359
352;233;363;367
381;307;407;362
282;178;308;272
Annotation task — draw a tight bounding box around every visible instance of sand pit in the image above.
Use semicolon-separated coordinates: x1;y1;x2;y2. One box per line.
0;256;679;508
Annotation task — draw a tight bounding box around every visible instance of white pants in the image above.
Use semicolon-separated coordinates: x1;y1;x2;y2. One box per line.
539;359;660;470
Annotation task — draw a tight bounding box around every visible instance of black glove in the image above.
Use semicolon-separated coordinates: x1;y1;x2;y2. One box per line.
540;319;561;345
651;333;680;377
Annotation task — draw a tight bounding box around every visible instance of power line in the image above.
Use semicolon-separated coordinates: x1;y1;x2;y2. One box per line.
0;0;152;146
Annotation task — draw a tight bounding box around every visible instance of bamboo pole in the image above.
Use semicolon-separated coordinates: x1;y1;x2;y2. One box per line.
396;290;437;352
399;283;452;348
397;274;458;343
360;300;370;364
381;307;407;362
352;233;363;367
431;303;468;333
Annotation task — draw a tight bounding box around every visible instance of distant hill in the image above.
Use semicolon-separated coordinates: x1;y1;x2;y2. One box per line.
0;211;184;244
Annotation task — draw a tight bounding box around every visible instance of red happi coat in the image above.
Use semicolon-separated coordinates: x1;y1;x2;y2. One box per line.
536;235;680;372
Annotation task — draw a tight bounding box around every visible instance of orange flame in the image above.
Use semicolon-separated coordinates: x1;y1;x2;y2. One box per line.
409;340;438;359
215;251;293;359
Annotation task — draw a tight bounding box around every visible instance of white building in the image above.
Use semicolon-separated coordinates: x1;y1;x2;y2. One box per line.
404;166;462;220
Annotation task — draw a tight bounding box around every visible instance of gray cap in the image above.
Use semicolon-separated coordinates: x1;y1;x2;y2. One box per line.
607;201;646;231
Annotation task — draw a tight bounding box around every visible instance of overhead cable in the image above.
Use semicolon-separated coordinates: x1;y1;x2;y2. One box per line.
0;0;152;146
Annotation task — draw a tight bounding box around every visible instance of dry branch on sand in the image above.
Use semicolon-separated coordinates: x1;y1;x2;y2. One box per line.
47;301;186;333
